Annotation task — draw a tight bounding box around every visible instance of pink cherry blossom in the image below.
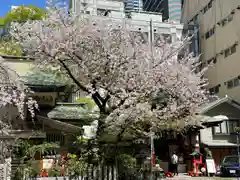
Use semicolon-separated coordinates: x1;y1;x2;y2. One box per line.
10;3;209;137
0;56;38;134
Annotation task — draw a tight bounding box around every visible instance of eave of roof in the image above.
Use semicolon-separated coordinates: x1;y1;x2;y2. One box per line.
198;95;240;114
47;103;99;123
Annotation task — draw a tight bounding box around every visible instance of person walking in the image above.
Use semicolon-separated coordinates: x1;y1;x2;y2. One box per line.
171;152;179;176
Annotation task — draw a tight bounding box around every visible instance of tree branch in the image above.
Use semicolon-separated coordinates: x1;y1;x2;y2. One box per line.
57;59;90;93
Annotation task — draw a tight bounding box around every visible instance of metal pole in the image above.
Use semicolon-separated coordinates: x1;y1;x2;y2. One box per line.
149;19;153;54
237;134;240;163
150;133;154;179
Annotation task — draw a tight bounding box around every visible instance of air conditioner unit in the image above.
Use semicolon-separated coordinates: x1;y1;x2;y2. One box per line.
237;5;240;10
220;50;224;54
235;41;239;45
231;10;235;14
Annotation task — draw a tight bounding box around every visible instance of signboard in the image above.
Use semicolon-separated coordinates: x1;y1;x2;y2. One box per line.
42;159;54;169
206;159;216;174
33;92;57;107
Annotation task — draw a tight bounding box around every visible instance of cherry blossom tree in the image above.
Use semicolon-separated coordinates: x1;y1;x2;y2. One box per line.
0;56;38;131
10;3;209;140
0;56;38;162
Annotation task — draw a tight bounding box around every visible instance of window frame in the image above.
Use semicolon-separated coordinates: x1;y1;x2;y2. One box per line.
205;27;215;39
233;78;239;87
224;48;230;57
226;77;240;89
228;14;233;22
213;120;239;135
227;80;234;89
209;84;219;95
231;44;236;54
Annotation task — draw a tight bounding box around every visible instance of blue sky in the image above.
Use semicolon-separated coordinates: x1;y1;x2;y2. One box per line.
0;0;46;17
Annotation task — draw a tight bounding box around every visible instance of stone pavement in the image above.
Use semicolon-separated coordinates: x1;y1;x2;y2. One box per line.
166;174;237;180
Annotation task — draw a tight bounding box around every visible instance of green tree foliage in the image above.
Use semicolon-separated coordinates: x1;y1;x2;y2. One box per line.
4;5;46;23
0;6;46;56
0;40;22;56
0;17;4;25
75;97;96;109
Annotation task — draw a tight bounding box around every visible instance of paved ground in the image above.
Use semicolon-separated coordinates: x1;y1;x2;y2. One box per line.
166;174;238;180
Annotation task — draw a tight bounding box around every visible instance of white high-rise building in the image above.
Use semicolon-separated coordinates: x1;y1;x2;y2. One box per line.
70;0;183;43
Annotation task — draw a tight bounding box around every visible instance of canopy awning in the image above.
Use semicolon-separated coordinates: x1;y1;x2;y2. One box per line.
201;115;228;127
202;141;237;147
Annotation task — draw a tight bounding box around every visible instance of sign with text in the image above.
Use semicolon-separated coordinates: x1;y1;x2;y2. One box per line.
33;92;57;107
206;159;216;174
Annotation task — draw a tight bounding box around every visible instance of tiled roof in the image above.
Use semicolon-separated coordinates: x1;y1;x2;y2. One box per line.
47;102;99;123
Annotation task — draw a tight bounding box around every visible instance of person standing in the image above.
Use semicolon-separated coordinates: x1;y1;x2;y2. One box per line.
171;152;179;176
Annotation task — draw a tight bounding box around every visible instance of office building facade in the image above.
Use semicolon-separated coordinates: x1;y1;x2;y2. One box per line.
142;0;182;22
182;0;240;167
124;0;143;12
168;0;182;22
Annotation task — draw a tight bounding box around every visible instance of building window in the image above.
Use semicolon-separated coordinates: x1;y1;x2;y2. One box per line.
207;57;217;64
193;14;198;22
227;80;233;89
97;9;111;16
209;84;220;95
233;78;239;86
226;77;240;89
80;10;90;14
231;44;237;54
229;120;239;133
220;13;234;27
224;48;230;57
224;44;237;58
214;121;228;134
214;120;239;134
203;6;208;14
46;133;65;146
202;0;213;14
221;19;227;26
205;27;215;39
154;33;171;46
228;14;233;22
208;1;212;9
